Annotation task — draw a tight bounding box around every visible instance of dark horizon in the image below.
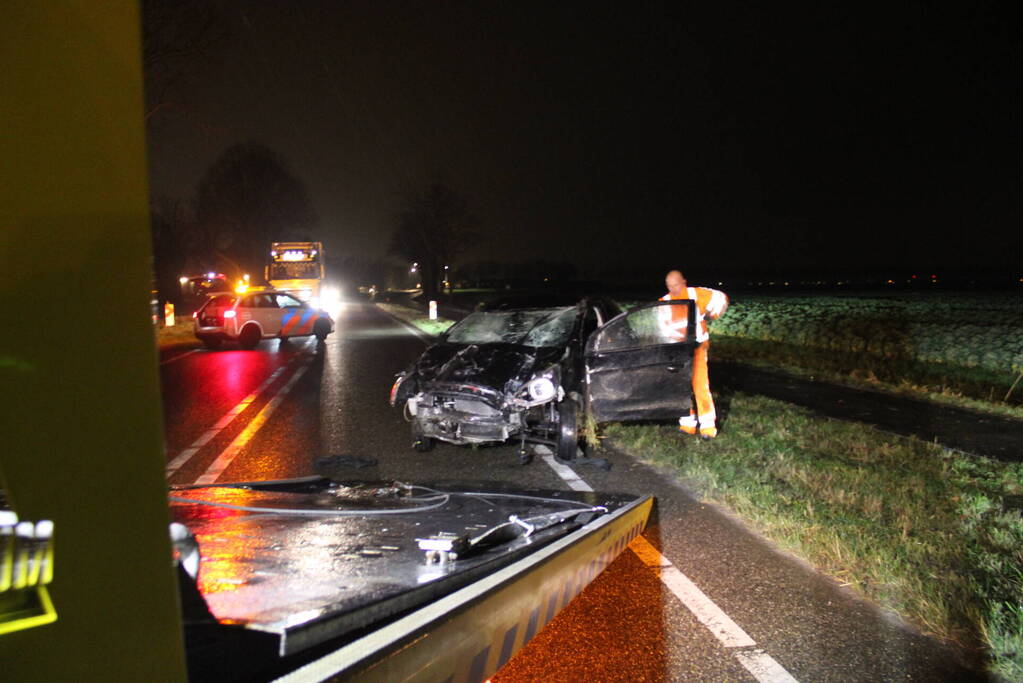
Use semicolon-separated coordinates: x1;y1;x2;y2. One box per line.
144;2;1021;276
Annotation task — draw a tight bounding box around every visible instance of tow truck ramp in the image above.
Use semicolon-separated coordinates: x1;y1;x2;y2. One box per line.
170;477;652;681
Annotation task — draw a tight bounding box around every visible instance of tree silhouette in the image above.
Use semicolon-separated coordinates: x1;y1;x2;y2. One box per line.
389;183;478;299
193;142;317;280
141;0;229;124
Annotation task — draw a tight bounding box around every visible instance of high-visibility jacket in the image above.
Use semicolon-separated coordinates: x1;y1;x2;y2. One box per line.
658;286;728;343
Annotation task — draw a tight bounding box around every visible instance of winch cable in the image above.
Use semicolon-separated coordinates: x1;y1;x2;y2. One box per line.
168;482;606;520
413;486;609;514
168;483;452;517
166;493;451;516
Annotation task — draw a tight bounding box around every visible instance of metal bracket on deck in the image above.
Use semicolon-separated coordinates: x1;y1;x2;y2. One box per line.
416;532;468;565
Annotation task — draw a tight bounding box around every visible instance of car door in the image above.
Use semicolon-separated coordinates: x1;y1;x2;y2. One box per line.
583;300;697;422
253;293;282;336
233;294;260;333
276;293;316;338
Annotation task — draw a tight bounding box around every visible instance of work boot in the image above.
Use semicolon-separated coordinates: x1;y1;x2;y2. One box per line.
678;415;698;436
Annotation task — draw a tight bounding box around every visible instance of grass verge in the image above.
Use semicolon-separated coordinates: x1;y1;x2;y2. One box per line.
603;395;1023;680
375;302;455;337
712;335;1023;420
154;319;200;352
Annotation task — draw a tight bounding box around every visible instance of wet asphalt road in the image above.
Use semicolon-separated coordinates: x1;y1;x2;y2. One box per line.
159;302;985;682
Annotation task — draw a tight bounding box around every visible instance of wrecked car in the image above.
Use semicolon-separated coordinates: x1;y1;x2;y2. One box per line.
390;296;699;461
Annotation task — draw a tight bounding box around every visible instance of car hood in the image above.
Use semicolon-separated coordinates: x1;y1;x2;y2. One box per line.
414;343;563;394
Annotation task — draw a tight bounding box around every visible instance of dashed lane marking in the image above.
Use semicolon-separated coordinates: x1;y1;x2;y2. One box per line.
194;357;312;485
541;454;800;683
165;365;287;477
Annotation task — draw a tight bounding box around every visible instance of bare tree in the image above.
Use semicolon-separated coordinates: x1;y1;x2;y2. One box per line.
141;0;229;123
389;183;479;299
193;142;317;280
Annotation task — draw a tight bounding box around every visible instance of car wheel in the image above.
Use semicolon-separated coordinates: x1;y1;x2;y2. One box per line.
314;319;330;342
201;338;222;350
556;399;580;460
411;420;434;452
238;324;261;350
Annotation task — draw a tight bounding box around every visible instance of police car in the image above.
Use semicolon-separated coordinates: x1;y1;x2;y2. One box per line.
193;289;333;350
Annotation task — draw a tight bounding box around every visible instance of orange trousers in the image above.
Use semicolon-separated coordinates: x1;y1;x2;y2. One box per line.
679;342;716;435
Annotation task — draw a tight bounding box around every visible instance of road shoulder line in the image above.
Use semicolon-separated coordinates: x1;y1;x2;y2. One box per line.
541;454;799;683
374;304;433;342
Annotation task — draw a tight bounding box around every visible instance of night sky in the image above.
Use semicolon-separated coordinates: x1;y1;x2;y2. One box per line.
144;1;1020;279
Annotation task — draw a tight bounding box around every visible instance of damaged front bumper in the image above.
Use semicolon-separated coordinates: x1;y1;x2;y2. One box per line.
408;384;524;445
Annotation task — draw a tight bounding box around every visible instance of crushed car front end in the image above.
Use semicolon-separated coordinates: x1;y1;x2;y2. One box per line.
407;381;521;445
392;343;567;448
391;305;579;451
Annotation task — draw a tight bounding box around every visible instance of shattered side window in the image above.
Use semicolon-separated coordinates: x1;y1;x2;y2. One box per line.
445;308;575;346
591;302;693;353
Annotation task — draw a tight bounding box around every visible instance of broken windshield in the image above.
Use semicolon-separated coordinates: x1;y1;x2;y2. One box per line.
445;307;577;347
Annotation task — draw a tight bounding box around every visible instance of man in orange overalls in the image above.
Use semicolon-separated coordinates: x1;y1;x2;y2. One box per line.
658;270;729;438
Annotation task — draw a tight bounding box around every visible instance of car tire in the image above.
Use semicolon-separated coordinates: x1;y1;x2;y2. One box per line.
314;319;330;342
238;324;261;350
201;338;222;350
556;399;580;461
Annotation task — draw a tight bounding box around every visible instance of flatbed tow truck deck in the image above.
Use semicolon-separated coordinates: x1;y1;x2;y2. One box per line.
170;476;652;682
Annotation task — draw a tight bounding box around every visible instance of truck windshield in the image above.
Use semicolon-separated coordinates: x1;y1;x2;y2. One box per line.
268;262;319;279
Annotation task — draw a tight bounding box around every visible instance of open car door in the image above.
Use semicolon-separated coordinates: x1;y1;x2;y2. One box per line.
584;300;697;422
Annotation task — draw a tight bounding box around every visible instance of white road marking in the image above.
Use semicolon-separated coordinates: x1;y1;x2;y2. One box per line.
735;649;800;683
378;308;432;341
165;365;287;477
630;536;756;648
542;455;800;683
160;349;198;365
194;358;311;485
540;454;593;492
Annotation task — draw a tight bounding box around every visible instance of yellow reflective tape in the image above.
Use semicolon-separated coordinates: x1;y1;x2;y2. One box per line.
0;585;57;635
0;527;12;592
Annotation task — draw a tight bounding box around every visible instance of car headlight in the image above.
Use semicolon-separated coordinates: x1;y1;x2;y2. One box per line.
527;377;556;402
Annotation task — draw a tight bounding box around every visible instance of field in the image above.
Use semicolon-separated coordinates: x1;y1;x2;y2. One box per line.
713;291;1023;371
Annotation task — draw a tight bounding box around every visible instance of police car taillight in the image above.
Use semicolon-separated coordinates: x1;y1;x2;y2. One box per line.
389;376;404;407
